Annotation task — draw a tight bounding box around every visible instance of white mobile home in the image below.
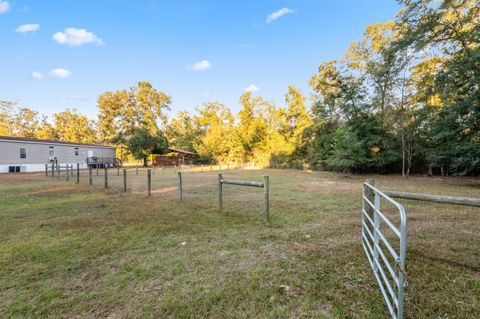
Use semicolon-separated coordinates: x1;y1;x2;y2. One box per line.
0;136;116;173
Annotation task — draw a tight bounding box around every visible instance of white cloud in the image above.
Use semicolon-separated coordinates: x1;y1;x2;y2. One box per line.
16;23;40;33
244;84;260;93
189;60;212;72
266;7;294;23
31;72;44;80
49;68;72;78
0;1;10;14
52;27;103;47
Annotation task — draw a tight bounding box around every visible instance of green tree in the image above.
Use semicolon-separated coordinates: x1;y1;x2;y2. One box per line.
194;102;236;162
284;86;312;160
124;128;168;166
97;81;171;142
165;111;199;152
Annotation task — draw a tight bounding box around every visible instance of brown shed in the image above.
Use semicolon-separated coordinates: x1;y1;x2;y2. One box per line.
152;148;197;166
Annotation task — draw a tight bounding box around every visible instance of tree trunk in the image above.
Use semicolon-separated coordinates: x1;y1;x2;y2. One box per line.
143;157;148;167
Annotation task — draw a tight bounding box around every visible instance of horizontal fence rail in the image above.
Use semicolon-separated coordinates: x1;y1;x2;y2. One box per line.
362;180;407;319
219;174;269;222
383;191;480;207
220;179;264;188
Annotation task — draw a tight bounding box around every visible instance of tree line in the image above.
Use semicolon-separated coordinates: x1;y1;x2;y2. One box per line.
1;1;478;175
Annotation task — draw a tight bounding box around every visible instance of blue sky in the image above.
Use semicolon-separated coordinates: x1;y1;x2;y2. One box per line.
0;0;400;120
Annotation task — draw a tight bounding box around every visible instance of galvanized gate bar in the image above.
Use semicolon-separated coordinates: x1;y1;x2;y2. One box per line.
362;181;407;319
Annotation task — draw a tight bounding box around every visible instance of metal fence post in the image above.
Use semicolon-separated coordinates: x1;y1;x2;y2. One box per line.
45;164;48;176
76;163;80;184
366;179;375;231
52;163;55;178
104;167;108;188
263;176;269;222
177;172;182;201
71;164;74;176
96;165;99;176
147;169;152;196
218;173;223;210
123;169;127;192
373;190;381;272
66;165;69;181
89;167;93;185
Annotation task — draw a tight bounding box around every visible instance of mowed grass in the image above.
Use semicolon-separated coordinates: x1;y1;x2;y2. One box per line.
0;168;479;318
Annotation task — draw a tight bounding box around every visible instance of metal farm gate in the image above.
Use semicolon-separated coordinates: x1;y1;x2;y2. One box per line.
362;181;407;319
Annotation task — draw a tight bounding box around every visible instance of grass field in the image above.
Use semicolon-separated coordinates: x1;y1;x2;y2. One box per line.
0;167;479;318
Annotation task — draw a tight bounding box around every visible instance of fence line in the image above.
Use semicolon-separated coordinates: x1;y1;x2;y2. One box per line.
383;190;480;207
218;173;269;222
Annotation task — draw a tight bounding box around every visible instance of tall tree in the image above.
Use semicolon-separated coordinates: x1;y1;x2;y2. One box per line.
125;128;168;166
193;102;236;162
97;81;171;143
52;108;97;143
165;111;199;152
0;100;15;136
284;86;312;160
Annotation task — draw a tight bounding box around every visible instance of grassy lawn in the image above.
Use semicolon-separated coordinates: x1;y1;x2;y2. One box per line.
0;168;479;318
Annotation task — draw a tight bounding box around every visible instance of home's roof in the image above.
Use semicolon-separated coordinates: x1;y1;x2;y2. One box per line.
168;148;197;155
0;135;115;149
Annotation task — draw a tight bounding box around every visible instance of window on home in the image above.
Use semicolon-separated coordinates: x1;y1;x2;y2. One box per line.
20;148;27;159
75;147;79;156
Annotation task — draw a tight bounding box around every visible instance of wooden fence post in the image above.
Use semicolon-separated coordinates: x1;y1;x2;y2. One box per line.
218;173;223;210
123;169;127;192
104;167;108;188
71;165;74;176
89;167;93;185
136;165;139;175
76;163;80;184
147;169;152;196
66;165;69;181
45;164;48;176
177;172;183;202
96;165;99;176
263;176;269;222
52;163;55;178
